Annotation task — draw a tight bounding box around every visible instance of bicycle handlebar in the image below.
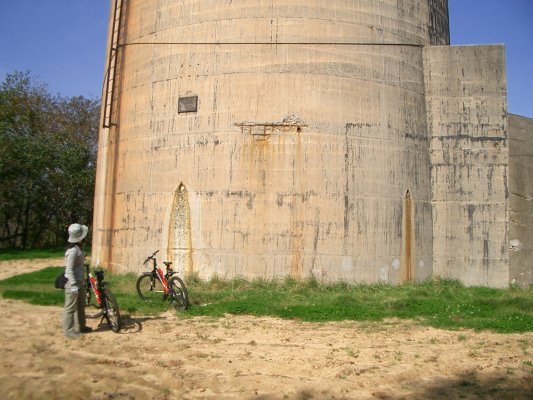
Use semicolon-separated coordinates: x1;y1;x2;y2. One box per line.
143;250;160;265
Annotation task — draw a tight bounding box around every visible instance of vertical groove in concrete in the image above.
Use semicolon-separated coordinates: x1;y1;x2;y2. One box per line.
401;190;415;283
168;184;194;277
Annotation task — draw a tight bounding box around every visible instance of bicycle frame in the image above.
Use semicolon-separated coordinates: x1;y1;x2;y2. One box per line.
87;270;102;306
142;250;178;296
84;265;121;332
138;250;189;311
85;265;108;307
155;264;169;294
142;252;174;295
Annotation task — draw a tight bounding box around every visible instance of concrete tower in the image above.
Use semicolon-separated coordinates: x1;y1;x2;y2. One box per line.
93;0;510;287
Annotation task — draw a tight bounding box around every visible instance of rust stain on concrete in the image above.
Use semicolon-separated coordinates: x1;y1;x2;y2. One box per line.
401;190;415;283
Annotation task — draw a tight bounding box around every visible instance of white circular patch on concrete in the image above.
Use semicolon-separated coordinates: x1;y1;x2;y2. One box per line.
379;266;389;281
392;258;400;270
509;239;522;251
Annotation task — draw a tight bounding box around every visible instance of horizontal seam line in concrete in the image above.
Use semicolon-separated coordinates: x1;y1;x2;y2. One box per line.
121;41;424;47
431;200;507;204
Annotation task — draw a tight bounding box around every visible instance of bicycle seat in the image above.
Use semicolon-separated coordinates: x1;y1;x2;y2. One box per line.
163;261;173;269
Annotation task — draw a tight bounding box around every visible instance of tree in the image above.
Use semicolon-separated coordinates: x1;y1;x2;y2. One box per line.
0;71;100;248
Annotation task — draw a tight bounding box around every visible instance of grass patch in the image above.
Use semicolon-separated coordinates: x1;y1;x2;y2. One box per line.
0;268;532;333
0;266;168;316
184;277;533;333
0;248;66;261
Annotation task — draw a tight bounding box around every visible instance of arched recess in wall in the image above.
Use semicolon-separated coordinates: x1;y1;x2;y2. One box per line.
167;183;193;277
401;190;416;283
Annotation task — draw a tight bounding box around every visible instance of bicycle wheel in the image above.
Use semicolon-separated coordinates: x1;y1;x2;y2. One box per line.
103;288;121;333
169;276;189;311
136;274;165;302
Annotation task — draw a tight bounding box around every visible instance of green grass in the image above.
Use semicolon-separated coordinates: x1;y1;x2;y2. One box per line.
184;276;533;333
0;248;66;261
1;266;532;333
0;266;171;315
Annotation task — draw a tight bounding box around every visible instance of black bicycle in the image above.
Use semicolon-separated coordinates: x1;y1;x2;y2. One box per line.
136;250;189;311
85;265;121;333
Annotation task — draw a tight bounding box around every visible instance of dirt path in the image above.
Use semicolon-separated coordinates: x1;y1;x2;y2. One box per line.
0;259;532;399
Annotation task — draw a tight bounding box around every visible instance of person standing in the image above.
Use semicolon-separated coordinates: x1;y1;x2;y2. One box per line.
63;223;92;338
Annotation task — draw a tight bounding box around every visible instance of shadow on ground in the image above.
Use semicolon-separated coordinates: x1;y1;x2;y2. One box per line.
88;313;166;334
253;370;533;400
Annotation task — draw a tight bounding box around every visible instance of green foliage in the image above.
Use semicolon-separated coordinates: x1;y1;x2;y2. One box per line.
0;71;100;249
1;267;532;333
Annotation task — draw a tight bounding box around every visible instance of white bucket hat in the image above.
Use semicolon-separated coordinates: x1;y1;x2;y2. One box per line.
68;223;88;243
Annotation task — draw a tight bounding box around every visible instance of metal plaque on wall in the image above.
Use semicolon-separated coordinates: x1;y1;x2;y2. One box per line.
178;96;198;113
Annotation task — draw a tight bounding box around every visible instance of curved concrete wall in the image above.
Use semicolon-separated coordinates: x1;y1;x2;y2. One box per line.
93;0;450;283
123;0;449;45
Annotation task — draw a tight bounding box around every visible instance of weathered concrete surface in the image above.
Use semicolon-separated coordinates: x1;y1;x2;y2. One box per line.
93;0;450;283
93;1;516;288
508;114;533;288
424;45;508;288
120;0;449;46
94;43;435;283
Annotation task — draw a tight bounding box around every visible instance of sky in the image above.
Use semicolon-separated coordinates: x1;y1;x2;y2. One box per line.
0;1;531;117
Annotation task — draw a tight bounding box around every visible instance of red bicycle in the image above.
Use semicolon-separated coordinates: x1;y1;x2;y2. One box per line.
85;265;121;332
136;250;189;311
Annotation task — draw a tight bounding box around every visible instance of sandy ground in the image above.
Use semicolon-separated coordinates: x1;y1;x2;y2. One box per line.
0;259;532;400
